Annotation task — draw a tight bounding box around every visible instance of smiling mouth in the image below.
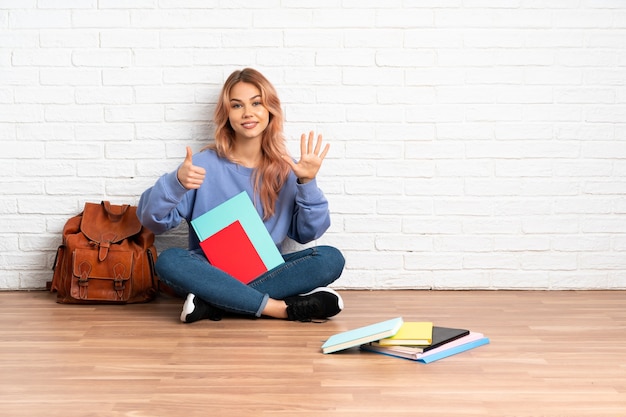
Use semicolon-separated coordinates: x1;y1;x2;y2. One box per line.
242;122;257;129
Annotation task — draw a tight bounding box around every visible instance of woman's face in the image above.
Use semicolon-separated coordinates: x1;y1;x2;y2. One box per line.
228;82;270;143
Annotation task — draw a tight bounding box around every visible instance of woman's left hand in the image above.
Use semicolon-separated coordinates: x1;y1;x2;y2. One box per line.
282;131;330;184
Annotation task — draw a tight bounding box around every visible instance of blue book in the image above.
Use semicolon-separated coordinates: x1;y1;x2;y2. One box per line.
361;331;489;363
417;335;489;363
321;317;403;354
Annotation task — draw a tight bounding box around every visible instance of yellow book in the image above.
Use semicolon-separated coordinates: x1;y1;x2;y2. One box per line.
377;322;433;346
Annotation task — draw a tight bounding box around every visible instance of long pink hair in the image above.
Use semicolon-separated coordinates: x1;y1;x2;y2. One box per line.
205;68;291;219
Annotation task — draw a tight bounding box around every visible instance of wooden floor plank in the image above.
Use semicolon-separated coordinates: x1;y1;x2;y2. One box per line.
1;290;625;416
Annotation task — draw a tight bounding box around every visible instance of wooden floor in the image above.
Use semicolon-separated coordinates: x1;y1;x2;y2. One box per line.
0;290;625;417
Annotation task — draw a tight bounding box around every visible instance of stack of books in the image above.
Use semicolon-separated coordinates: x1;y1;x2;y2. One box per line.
321;317;489;363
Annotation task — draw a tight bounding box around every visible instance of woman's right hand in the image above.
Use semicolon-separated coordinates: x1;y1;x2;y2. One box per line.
177;146;206;190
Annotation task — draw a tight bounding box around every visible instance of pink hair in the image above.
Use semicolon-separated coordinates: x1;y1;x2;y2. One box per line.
206;68;291;219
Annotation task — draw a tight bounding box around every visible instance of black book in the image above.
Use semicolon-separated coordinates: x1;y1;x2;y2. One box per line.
368;326;469;354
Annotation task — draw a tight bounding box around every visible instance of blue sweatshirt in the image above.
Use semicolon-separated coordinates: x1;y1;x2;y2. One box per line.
136;149;331;253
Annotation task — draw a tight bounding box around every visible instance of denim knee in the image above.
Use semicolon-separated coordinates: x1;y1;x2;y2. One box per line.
154;247;192;296
317;245;346;278
154;247;186;278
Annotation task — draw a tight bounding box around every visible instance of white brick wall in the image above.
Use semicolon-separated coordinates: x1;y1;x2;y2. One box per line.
1;2;625;291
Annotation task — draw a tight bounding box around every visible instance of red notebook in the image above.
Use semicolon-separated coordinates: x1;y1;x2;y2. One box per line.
198;220;267;284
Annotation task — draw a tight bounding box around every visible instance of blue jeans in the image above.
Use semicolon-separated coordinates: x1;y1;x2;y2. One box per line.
155;245;345;317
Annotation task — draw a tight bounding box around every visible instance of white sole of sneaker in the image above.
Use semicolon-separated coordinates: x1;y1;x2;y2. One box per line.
180;293;196;322
299;287;344;310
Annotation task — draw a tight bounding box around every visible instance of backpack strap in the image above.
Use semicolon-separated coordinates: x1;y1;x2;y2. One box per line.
98;232;117;261
102;201;130;221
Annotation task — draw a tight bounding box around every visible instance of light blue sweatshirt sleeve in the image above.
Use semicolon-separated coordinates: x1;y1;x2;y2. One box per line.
288;178;331;244
136;168;193;235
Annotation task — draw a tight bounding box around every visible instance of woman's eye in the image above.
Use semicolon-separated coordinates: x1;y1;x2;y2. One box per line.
253;101;262;106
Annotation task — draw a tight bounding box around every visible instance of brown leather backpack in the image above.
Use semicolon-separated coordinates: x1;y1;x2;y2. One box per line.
50;201;158;304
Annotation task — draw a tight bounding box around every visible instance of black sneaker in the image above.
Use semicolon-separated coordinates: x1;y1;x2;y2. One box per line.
180;293;223;323
284;287;344;322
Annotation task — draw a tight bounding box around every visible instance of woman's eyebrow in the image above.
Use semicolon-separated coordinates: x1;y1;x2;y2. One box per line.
230;95;262;102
